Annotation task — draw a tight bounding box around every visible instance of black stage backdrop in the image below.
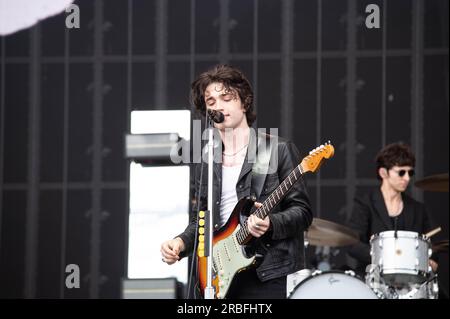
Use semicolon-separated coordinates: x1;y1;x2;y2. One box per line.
0;0;448;298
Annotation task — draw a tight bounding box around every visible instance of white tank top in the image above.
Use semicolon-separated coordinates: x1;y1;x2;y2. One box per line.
219;164;242;226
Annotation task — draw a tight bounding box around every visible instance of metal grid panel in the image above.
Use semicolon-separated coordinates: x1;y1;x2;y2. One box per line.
0;0;448;298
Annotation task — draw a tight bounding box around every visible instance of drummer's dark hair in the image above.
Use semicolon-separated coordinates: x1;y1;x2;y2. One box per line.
375;142;416;180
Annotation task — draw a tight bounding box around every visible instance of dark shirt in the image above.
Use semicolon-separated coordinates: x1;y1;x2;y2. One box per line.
390;213;405;230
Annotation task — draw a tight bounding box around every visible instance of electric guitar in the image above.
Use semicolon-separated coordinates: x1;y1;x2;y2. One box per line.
197;142;335;299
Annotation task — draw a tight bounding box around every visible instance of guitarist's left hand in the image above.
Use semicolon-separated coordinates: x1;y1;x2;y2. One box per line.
247;202;270;237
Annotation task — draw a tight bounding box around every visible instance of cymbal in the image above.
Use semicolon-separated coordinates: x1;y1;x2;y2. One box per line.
432;240;449;254
305;218;359;247
415;173;448;192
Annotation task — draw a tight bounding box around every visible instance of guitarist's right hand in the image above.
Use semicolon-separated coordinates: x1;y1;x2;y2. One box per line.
161;237;185;265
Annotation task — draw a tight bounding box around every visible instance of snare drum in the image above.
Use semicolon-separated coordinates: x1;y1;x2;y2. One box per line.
370;230;432;286
289;270;378;299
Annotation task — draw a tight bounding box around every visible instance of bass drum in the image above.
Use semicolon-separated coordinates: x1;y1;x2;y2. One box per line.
289;270;379;299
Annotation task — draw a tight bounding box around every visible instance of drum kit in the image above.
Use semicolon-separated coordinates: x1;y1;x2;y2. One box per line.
288;173;448;299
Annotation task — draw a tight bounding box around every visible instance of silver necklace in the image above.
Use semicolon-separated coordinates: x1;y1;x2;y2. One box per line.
223;143;248;156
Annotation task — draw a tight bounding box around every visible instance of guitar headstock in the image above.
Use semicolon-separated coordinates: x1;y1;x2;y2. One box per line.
300;142;335;173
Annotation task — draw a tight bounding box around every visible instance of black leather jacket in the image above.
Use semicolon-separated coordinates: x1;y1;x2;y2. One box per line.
178;131;312;282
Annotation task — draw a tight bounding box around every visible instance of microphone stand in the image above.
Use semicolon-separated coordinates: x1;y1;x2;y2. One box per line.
204;116;216;299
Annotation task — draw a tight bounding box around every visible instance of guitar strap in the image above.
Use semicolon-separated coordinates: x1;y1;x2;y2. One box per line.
244;132;276;259
250;132;276;200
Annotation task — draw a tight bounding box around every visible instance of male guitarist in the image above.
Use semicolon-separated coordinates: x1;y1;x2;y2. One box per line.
160;64;312;298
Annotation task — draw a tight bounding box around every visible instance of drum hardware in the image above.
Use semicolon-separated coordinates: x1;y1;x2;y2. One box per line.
371;275;439;299
314;246;332;271
370;230;431;286
367;230;439;299
402;275;439;299
366;265;438;299
297;220;441;299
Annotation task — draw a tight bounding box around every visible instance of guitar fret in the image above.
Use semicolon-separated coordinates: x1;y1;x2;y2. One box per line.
293;169;297;179
288;175;292;185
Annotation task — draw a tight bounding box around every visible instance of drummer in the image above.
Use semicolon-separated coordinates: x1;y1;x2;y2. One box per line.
347;142;439;276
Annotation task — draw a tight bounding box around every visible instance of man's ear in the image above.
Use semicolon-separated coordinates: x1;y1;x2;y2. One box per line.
379;167;388;179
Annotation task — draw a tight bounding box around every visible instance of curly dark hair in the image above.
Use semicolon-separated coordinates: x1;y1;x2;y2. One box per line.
375;142;416;180
190;64;256;126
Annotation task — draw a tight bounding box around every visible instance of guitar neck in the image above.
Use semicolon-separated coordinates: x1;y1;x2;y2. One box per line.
236;164;305;244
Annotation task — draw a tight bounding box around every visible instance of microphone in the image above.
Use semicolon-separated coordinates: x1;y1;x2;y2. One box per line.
207;109;224;123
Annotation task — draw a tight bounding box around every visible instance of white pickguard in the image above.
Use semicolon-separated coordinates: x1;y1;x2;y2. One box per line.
213;225;256;299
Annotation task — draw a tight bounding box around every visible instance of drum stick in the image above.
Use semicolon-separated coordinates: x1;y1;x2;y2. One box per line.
425;227;442;238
